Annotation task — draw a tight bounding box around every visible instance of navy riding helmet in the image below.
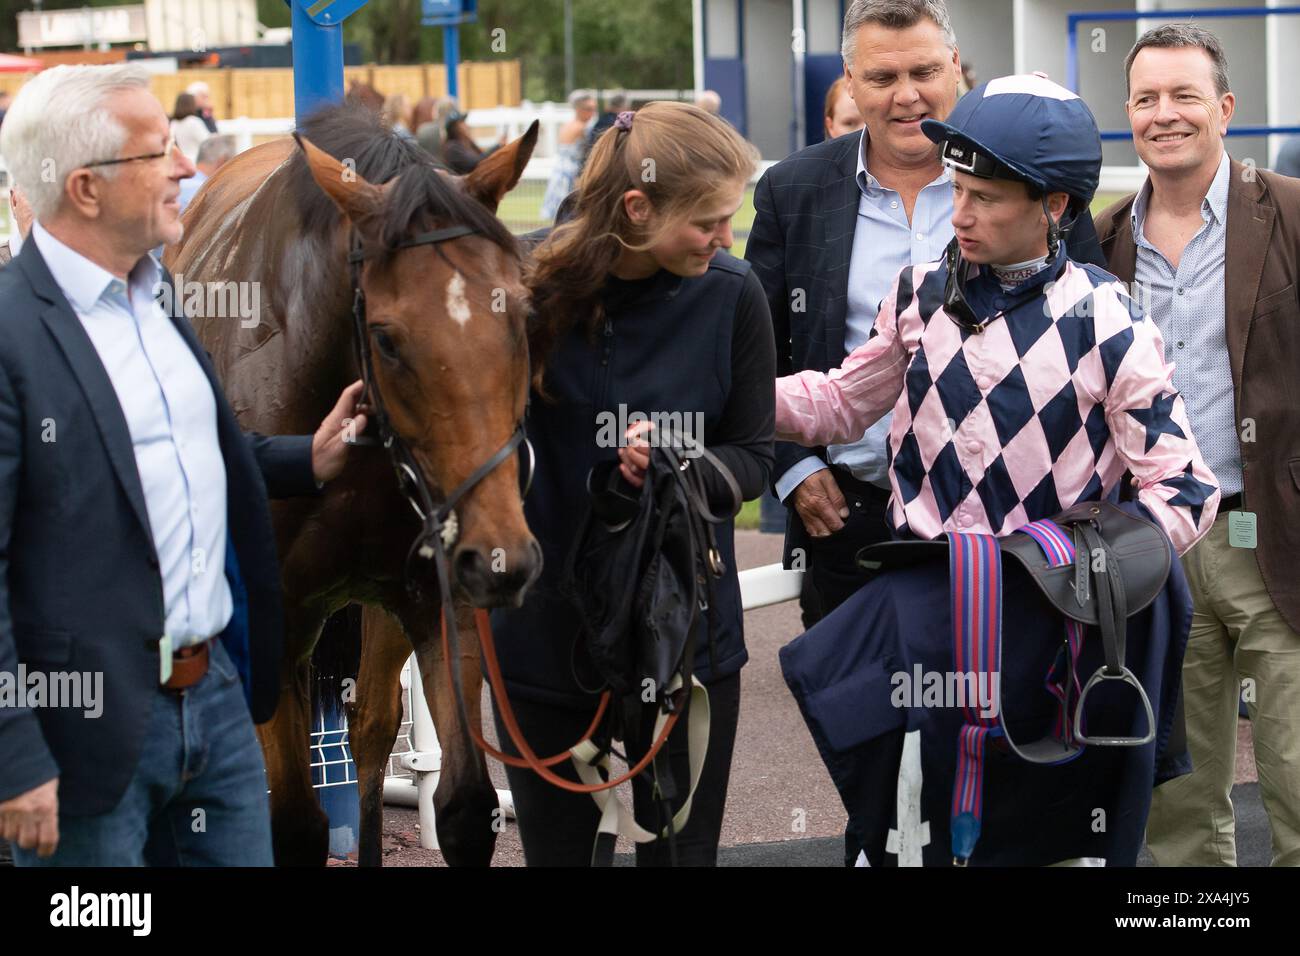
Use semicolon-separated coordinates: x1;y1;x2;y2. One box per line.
921;72;1102;211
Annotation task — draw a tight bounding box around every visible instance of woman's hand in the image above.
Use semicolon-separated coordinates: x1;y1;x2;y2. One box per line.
618;420;655;488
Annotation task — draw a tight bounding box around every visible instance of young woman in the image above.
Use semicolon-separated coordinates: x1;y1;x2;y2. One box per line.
490;101;776;866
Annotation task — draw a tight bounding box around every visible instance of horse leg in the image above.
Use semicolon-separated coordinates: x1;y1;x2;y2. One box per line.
258;650;331;866
400;600;500;867
348;607;412;867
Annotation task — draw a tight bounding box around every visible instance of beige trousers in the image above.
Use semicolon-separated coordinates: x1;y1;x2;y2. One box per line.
1146;513;1300;866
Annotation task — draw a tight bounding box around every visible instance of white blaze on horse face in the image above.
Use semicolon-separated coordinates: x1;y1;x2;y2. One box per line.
446;271;472;327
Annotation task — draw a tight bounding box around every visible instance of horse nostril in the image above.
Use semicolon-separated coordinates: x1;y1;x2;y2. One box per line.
453;547;492;589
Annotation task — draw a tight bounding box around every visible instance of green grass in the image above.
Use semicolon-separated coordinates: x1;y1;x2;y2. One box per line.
736;497;761;530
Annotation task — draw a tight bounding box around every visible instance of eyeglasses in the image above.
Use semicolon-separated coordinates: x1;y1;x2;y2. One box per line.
83;131;179;170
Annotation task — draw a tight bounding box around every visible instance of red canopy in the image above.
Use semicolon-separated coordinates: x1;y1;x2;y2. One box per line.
0;53;43;74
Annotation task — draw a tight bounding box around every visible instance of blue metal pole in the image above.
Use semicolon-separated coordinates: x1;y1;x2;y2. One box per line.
291;0;346;126
445;24;460;99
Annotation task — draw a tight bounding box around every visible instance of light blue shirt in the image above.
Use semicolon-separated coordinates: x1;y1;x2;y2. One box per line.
33;222;232;649
1132;150;1240;496
777;129;954;500
177;169;208;215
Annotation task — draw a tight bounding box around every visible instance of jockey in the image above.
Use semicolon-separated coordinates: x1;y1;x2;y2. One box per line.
775;74;1220;867
776;73;1219;553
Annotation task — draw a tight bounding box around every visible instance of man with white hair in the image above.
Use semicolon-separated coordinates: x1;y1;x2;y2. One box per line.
0;64;366;866
186;80;219;134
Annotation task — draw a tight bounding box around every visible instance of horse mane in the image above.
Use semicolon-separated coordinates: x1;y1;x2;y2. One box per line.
288;102;518;264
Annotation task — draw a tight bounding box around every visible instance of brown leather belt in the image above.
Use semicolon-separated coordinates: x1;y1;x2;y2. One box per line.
162;638;214;691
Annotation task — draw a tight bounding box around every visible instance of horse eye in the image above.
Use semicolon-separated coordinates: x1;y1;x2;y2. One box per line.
372;328;400;362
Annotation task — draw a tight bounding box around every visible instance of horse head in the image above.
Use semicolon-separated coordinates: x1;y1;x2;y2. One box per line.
295;123;542;609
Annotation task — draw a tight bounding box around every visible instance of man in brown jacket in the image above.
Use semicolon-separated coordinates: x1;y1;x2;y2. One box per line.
1096;23;1300;866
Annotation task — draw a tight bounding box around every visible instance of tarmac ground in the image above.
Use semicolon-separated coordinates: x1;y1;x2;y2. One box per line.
372;530;1272;868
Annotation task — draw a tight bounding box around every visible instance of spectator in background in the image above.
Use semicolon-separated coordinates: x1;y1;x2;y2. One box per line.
170;92;210;163
585;91;629;161
383;93;415;139
1273;135;1300;178
0;91;11;130
442;111;497;174
958;60;978;96
186;81;219;133
1;186;33;265
413;96;457;156
540;89;596;220
178;134;236;214
695;89;722;115
823;76;865;139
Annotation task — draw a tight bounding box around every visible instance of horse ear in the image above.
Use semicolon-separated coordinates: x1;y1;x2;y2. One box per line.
464;120;539;212
294;132;383;228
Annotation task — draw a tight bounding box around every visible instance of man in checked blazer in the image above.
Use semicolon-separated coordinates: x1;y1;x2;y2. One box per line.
1096;24;1300;867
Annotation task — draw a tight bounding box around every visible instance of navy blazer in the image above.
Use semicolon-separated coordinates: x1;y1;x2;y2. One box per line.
745;131;1108;565
0;239;318;815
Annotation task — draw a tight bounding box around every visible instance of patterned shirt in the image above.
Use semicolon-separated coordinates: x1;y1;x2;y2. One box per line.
1132;150;1240;496
776;251;1220;555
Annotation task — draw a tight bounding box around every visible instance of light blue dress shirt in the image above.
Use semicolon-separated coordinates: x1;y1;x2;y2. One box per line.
1132;150;1240;496
33;222;232;649
776;129;954;500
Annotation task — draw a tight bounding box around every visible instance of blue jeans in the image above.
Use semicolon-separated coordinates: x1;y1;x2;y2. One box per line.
13;639;273;867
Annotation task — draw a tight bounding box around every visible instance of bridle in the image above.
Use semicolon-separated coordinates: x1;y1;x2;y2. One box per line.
346;221;534;734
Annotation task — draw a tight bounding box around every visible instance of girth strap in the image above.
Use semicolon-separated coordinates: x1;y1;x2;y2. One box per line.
947;521;1088;865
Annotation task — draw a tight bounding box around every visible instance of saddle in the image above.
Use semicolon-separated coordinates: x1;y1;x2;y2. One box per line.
856;500;1171;863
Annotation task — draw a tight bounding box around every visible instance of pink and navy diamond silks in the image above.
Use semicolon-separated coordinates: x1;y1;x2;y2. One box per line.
948;519;1088;865
776;257;1219;556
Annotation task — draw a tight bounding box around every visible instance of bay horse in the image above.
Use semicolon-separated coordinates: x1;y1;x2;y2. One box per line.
166;103;541;866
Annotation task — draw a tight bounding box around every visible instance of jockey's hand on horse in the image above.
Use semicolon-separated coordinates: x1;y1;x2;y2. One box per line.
0;778;59;858
792;469;850;538
618;420;656;489
312;379;369;484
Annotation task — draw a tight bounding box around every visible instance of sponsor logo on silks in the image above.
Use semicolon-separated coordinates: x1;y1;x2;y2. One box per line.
889;664;1000;720
49;886;151;936
0;666;103;718
594;404;708;458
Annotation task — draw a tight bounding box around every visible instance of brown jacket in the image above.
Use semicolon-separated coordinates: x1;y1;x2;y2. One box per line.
1095;158;1300;633
0;242;11;266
